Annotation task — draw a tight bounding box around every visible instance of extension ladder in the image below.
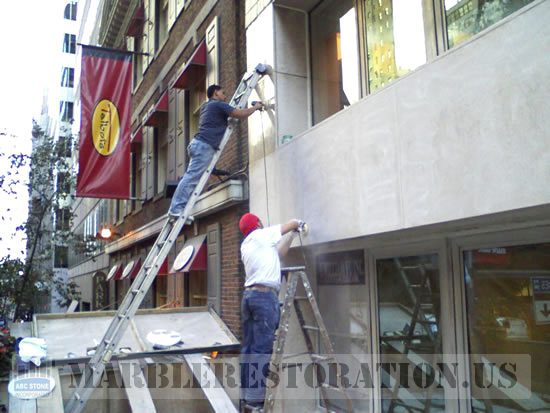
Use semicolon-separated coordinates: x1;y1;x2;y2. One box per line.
387;259;440;412
264;267;355;413
65;63;269;413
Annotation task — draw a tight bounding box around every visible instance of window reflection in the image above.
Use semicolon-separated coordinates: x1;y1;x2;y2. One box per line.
377;254;445;412
464;244;550;412
445;0;535;48
311;0;360;125
318;250;370;411
365;0;427;93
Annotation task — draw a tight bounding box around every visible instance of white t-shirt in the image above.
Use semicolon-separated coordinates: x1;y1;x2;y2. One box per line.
241;225;282;290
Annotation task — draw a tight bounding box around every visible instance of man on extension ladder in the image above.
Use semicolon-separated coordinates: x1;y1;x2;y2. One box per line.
168;85;264;219
238;213;306;411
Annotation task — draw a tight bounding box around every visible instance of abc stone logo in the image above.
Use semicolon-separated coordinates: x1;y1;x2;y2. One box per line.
8;375;56;399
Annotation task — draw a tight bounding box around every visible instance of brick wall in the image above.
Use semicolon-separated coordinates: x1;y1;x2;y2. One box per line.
179;202;247;336
117;0;249;337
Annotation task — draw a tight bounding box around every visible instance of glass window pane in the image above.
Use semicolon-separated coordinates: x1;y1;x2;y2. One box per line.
365;0;427;93
311;0;360;124
445;0;535;48
464;244;550;411
377;254;445;412
318;250;370;411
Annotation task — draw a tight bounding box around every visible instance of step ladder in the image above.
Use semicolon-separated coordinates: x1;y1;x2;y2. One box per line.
264;267;354;413
65;63;269;413
387;259;440;413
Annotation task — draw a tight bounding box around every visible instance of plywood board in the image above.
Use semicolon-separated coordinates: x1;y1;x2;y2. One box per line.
183;354;238;413
119;361;157;413
33;307;239;363
36;367;63;413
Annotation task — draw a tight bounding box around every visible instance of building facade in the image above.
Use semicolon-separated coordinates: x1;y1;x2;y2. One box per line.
69;0;252;334
245;0;550;412
29;0;79;314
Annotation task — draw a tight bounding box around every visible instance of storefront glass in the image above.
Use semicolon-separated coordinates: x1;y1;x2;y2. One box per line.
364;0;427;93
376;254;445;412
317;250;370;411
445;0;535;48
464;243;550;411
311;0;360;124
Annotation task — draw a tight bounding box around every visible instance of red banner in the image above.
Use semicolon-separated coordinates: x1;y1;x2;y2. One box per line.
76;45;132;199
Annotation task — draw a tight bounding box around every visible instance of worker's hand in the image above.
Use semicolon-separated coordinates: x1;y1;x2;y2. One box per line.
292;219;307;233
252;101;264;111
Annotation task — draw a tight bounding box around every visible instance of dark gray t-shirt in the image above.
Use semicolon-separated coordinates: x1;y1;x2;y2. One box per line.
194;99;235;149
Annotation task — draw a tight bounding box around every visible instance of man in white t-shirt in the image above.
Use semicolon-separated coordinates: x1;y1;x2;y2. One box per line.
239;213;303;410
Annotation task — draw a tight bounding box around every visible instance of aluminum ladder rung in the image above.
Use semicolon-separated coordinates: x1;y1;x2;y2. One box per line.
302;324;320;331
321;383;348;393
311;354;335;363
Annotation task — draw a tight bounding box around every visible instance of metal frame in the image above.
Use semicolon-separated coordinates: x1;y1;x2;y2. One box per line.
450;224;550;412
368;238;458;413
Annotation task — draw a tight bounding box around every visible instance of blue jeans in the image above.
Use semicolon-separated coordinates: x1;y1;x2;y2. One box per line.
240;289;280;405
168;139;216;216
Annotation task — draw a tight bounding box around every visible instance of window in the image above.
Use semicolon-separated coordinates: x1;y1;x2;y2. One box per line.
54;246;68;268
186;271;207;307
133;35;143;87
445;0;535;48
57;135;72;158
376;254;445;412
64;1;77;20
56;171;71;195
55;207;71;231
307;0;537;125
155;0;169;51
130;151;137;210
364;0;428;93
187;78;206;140
463;243;550;411
61;67;74;88
311;0;360;124
317;249;370;411
63;33;76;54
155;276;168;307
59;101;74;122
155;126;167;196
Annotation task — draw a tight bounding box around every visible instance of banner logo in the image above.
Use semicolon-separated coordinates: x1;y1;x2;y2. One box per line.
92;99;120;156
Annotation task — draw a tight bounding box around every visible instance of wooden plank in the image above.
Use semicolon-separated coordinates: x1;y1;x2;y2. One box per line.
208;307;239;345
66;300;79;313
36;367;64;413
119;360;157;413
183;353;238;413
8;322;32;339
8;397;36;413
34;306;207;320
8;371;37;413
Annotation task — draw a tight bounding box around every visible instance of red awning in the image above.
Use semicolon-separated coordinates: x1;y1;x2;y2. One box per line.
106;264;123;281
121;257;142;280
171;234;207;273
131;125;143;143
172;41;206;89
157;258;170;276
143;90;168;126
125;4;145;37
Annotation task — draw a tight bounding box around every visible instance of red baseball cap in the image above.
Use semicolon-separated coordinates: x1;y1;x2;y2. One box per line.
239;213;260;237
